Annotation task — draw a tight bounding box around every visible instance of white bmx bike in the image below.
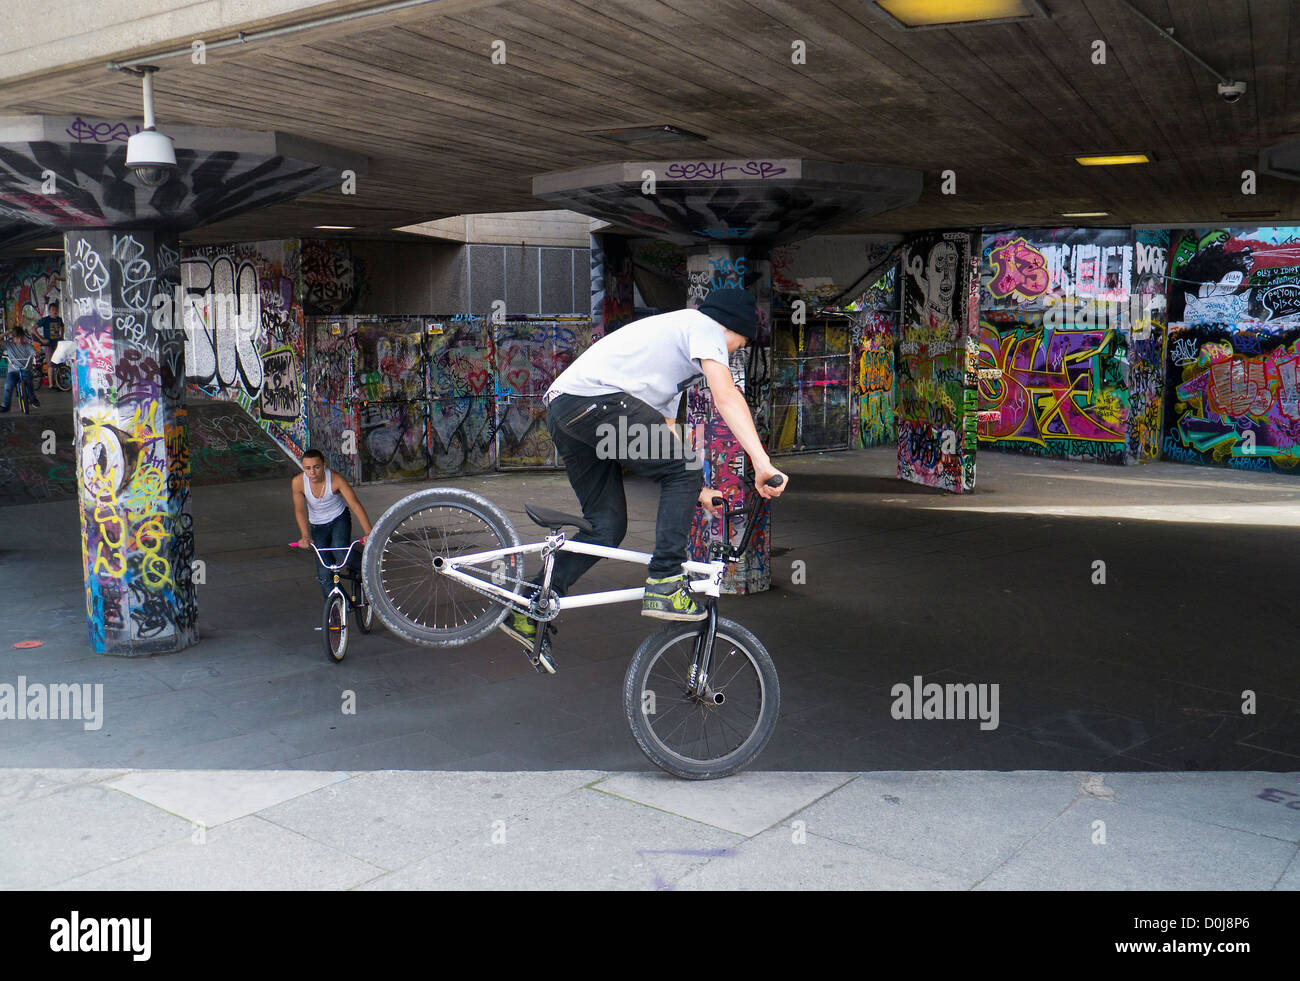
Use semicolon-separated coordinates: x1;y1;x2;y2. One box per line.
361;472;783;779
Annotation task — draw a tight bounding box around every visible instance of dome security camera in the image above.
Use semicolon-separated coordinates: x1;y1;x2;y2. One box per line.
1218;80;1247;104
126;128;176;187
124;65;176;187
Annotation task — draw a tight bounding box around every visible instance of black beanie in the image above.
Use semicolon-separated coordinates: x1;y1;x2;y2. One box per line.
697;288;758;340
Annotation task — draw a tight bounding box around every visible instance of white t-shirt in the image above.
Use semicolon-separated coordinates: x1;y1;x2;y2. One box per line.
546;309;728;418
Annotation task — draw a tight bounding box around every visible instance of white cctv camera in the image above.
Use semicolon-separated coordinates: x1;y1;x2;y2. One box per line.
126;128;176;187
1218;80;1247;104
125;65;176;187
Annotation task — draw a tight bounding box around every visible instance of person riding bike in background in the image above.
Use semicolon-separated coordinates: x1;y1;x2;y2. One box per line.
0;325;42;412
292;449;374;599
500;287;788;651
34;301;65;386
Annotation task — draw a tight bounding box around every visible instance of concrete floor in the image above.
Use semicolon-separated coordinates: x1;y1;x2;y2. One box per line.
2;445;1298;774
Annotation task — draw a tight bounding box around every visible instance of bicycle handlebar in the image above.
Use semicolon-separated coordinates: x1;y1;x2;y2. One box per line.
700;472;784;561
290;539;365;569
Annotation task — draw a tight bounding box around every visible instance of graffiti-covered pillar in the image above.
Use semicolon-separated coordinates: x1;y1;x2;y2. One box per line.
65;229;198;655
685;245;773;593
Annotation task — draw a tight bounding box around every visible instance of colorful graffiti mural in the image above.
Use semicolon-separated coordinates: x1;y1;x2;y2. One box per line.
1162;324;1300;471
67;230;198;654
897;231;978;492
854;309;895;447
976;317;1128;461
683;250;770;593
1169;228;1300;326
1;254;65;329
181;240;308;463
771;314;852;452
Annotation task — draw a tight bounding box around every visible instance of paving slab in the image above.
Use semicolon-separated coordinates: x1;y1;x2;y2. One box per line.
976;797;1296;890
260;769;604;871
1101;771;1300;843
0;783;192;889
670;826;970;890
792;770;1077;881
592;771;857;836
53;814;384;891
105;769;348;827
359;785;742;890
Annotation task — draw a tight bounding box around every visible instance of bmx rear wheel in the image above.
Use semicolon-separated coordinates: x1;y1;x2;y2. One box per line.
363;488;523;648
623;617;780;780
355;583;374;634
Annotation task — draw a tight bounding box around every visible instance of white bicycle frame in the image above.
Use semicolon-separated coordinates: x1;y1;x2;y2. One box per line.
436;530;726;615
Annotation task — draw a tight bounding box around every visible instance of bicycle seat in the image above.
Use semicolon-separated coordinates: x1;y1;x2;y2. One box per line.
524;503;594;535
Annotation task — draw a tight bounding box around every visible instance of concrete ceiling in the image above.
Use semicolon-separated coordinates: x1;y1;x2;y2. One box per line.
0;0;1296;254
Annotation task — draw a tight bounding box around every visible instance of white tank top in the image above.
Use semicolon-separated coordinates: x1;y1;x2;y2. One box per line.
304;468;346;525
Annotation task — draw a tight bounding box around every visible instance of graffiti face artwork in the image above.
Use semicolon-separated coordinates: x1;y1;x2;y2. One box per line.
898;232;977;492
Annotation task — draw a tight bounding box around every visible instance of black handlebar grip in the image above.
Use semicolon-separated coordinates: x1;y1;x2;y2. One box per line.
765;474;784;488
711;496;724;507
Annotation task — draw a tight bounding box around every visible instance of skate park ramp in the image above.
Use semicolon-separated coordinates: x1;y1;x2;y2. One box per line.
0;392;297;506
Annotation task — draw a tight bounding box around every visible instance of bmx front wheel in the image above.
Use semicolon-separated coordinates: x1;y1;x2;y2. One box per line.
363;488;524;648
623;616;780;780
323;592;348;663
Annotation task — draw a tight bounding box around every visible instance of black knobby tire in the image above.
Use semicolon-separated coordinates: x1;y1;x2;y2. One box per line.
52;364;71;392
362;488;523;648
623;616;780;780
323;592;348;663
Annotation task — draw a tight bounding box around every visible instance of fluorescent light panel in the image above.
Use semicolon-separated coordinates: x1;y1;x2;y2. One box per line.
874;0;1042;28
1075;154;1150;166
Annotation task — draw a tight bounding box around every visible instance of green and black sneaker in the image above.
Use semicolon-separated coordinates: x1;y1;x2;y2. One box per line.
499;611;540;649
642;574;708;621
499;611;557;674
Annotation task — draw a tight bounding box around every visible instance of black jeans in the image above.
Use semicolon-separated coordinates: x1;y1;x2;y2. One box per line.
310;508;359;599
538;392;703;596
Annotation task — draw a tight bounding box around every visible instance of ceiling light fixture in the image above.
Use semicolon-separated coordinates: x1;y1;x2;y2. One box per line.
587;124;706;144
1075;154;1150;166
871;0;1046;30
1060;212;1110;218
314;225;355;230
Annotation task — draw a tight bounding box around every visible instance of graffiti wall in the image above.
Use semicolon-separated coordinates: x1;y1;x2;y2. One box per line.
975;228;1137;464
300;238;367;315
1128;228;1170;462
897;231;979;492
770;314;852;452
301;314;592;481
181;240;308;464
1;254;65;329
1162;228;1300;471
685;249;770;593
67;230;198;655
853;309;896;447
1168;227;1300;327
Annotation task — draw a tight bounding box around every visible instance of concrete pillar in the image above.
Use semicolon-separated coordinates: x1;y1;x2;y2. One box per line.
685;245;773;594
65;229;198;654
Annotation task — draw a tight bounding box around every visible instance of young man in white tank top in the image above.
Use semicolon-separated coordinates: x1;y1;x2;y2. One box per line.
292;448;374;598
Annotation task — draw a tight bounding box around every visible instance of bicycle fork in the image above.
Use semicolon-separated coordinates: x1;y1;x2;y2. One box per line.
686;602;722;703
